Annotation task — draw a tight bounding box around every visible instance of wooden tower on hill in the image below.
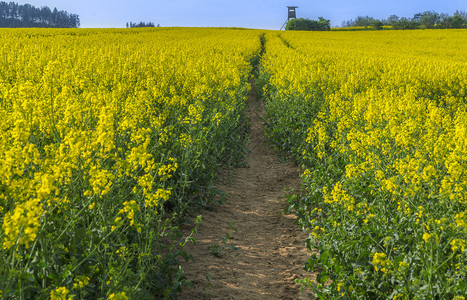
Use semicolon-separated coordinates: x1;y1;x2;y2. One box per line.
281;6;298;30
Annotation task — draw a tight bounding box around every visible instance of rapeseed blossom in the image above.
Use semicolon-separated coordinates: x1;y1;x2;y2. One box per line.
372;252;391;273
2;198;42;249
0;27;261;298
108;292;129;300
50;287;71;300
262;29;467;297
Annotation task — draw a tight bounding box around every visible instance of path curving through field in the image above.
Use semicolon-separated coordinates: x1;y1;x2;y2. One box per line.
179;77;315;299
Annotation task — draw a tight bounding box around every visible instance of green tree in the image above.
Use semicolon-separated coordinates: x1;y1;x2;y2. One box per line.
286;17;330;31
0;1;79;28
371;20;384;30
353;16;376;27
452;14;465;28
418;10;439;28
393;17;419;30
454;10;467;20
385;14;399;26
318;17;331;30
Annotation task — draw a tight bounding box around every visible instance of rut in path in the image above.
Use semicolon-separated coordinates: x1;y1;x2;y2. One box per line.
179;79;316;299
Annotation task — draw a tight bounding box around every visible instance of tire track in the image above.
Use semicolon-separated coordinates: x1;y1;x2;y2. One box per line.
178;77;315;299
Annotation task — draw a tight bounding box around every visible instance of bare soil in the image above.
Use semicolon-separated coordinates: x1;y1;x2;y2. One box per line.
179;81;315;299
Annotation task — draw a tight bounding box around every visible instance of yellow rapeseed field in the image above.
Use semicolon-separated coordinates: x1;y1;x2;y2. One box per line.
1;26;466;299
0;27;262;298
261;29;467;298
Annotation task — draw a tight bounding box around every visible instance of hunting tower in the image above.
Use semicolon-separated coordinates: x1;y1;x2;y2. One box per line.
281;6;298;30
287;6;298;20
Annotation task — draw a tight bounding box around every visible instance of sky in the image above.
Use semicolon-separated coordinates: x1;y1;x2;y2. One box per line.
15;0;467;29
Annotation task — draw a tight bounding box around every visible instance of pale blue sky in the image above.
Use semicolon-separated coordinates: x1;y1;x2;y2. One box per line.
16;0;466;29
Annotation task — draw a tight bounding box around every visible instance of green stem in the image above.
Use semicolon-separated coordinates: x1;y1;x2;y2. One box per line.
58;227;116;286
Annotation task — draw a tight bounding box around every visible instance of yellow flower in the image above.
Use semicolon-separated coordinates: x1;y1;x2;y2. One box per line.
108;291;129;300
422;232;431;243
372;252;391;273
393;294;408;300
2;198;42;249
145;188;171;208
116;200;140;226
337;282;344;292
50;287;70;300
399;261;409;269
73;276;90;289
455;212;467;228
450;239;466;253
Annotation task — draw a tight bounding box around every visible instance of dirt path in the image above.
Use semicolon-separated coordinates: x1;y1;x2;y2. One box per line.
179;80;315;299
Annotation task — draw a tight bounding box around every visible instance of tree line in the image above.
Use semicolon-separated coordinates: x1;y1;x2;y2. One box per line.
342;10;466;29
0;1;79;28
126;21;159;28
285;17;331;31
